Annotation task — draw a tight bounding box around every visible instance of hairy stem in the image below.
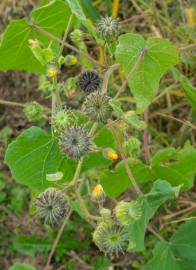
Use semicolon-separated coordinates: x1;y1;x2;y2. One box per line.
0;99;26;107
44;210;73;270
30;23;106;68
109;120;143;195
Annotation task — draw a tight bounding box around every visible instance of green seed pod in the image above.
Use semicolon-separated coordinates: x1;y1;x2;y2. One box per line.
98;16;120;42
59;125;91;160
115;200;142;226
70;29;84;45
82;92;112;123
93;221;128;256
24;101;44;121
52;109;78;134
36;188;68;225
123;137;141;158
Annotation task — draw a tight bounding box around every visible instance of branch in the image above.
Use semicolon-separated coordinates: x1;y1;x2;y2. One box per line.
44;210;73;270
109;120;143;195
29;23;106;68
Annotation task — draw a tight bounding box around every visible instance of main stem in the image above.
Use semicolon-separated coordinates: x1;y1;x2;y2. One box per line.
109;120;143;195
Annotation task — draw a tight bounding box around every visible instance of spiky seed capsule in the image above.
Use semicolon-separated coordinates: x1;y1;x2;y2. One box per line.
52;109;77;134
35;188;67;225
91;184;106;203
93;221;128;256
103;148;118;161
24;101;44;121
82;92;112;123
115;200;142;226
98;16;119;42
78;70;101;93
123;137;141;158
47;66;58;78
59;125;91;160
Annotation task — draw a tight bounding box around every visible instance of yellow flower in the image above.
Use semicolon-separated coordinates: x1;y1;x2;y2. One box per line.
91;184;105;202
48;67;58;77
103;148;118;161
64;55;78;66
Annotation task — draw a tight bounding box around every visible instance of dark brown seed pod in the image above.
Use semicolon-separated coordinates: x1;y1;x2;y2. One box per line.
78;70;101;93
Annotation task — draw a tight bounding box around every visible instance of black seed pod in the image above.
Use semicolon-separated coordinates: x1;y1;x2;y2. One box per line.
82;92;112;123
59;125;91;160
78;70;101;93
98;16;119;42
36;189;67;225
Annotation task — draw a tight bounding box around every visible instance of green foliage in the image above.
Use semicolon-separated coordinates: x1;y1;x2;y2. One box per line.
9;263;36;270
0;0;72;73
143;220;196;270
182;76;196;110
115;33;179;113
100;159;152;198
127;180;178;252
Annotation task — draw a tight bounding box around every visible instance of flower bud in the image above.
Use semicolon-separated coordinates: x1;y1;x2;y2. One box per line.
64;55;78;66
103;148;118;161
91;184;106;203
47;66;58;78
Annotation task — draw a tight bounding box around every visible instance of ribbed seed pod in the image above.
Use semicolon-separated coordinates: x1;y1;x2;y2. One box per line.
59;125;91;160
115;200;142;226
93;221;128;256
52;109;77;133
36;188;67;225
82;92;112;123
98;16;119;42
78;70;101;93
123;137;141;158
24;101;44;121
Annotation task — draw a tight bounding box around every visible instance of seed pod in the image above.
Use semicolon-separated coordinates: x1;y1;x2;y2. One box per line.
115;200;142;226
82;92;112;123
52;109;77;133
98;16;120;42
91;184;106;203
35;188;68;225
59;125;91;160
78;70;101;93
93;221;128;256
123;137;141;158
24;101;44;121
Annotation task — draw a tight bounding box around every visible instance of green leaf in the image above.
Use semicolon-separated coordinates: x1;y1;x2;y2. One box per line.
143;220;196;270
151;143;196;191
115;33;179;113
127;180;176;252
9;263;36;270
182;76;196;109
100;159;153;198
142;242;181;270
5;126;115;192
0;0;72;73
5;126;76;191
